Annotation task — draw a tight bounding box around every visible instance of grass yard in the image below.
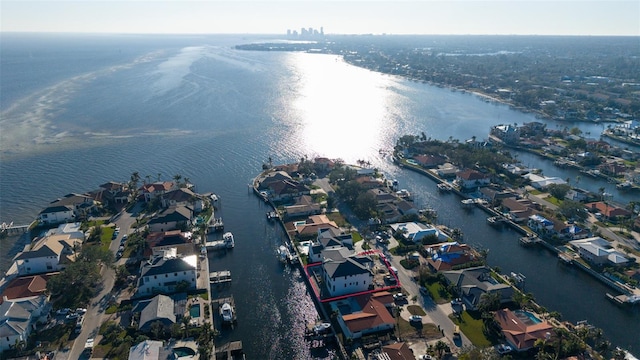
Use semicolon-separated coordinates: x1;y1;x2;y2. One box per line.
424;280;452;304
326;212;349;228
451;311;492;347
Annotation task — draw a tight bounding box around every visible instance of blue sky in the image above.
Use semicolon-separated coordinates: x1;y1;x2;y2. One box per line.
2;1;639;36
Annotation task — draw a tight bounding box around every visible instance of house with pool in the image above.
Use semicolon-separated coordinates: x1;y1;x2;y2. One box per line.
494;308;555;352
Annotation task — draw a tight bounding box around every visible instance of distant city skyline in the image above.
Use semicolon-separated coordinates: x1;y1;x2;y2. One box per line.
1;1;638;36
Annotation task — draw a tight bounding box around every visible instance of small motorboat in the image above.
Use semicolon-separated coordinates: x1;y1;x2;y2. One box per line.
220;302;234;323
313;322;331;334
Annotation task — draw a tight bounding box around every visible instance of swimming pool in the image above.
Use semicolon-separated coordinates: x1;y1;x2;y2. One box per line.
514;309;541;324
173;346;196;357
189;304;201;318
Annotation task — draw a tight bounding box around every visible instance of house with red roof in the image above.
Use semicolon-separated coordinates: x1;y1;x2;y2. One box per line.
1;274;54;304
494;309;555;351
331;292;395;339
140;181;176;203
379;342;416;360
425;241;477;271
586;201;632;221
455;169;491;190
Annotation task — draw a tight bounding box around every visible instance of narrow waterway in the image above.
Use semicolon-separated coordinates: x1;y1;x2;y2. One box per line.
379;159;640;351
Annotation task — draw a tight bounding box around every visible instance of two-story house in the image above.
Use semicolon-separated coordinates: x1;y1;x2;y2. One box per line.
147;205;193;233
13;233;82;276
0;296;48;352
323;252;374;298
160;188;203;213
455;169;491;190
331;292;394;340
442;266;514;311
136;250;198;297
38;205;75;225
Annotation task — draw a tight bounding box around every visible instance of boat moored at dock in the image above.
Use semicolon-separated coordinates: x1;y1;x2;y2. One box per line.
206;231;234;250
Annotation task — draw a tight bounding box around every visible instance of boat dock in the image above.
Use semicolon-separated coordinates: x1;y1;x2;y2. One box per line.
213;296;237;326
205;232;234;251
486;216;508;227
210;270;232;285
519;234;541;246
215;341;245;360
208;217;224;233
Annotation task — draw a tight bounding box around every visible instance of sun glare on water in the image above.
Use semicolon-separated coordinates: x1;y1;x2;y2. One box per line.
289;53;399;162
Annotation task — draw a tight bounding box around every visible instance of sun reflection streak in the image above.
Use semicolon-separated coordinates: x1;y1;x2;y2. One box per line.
288;53;403;163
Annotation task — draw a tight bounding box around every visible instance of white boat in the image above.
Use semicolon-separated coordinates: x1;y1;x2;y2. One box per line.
220;302;234;322
205;231;234;250
278;245;290;263
313;322;331;334
461;199;475;208
437;183;452;192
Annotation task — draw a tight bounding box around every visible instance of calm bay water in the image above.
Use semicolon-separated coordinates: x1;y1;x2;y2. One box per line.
1;34;638;354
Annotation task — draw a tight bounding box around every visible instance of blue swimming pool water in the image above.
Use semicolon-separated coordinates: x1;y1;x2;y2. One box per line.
189;304;201;318
514;309;541;324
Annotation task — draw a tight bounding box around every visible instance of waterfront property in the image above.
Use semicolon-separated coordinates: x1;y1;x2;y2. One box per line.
12;232;83;277
569;237;629;267
135;249;198;297
494;309;554;352
441;266;514;311
133;294;177;333
323;250;374;298
389;222;448;243
424;241;477;271
330;292;395;340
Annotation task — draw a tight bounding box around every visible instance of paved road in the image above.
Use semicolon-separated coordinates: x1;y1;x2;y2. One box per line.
59;205;140;360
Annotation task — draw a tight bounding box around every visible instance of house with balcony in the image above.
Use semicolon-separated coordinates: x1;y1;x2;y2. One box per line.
323;252;374;298
0;296;49;352
455;169;491;190
160;188;203;212
48;193;98;219
307;228;354;263
38;205;75;225
141;181;176;203
528;214;555;235
145;230;196;258
283;195;321;220
136;250;198;298
13;233;82;276
501;198;539;223
293;214;339;239
569;237;629;267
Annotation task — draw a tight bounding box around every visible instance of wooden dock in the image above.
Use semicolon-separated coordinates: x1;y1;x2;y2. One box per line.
215;341;245;360
519;234;541;246
210;270;232;285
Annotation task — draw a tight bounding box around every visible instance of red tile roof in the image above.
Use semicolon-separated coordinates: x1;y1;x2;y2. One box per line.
343;295;395;333
382;342;415;360
494;309;554;350
1;274;55;303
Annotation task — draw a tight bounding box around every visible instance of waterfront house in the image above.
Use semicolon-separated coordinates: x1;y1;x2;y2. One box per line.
455;169;491;190
147;205;193;233
313;157;336;172
136;250;197;297
424;242;476;272
283;195;321;219
367;188;397;204
412;154;446;168
389;222;448;243
98;181;130;205
331;293;395;339
293;214;339;239
436;164;460;179
558;224;590;240
145;230;196;258
0;295;48;352
128;340;173;360
140;181;176;203
395;200;418;217
266;179;310;201
13;233;82;276
528;214;555;234
133;294;177;332
565;188;591;202
307;228;354;263
259;170;293;188
494;309;555;352
501;198;539;223
377;203;403;224
585;201;632;221
569;237;629;267
160;188;203;212
49;193;98;219
1;274;54;303
380;342;415;360
355;175;385;189
323;252;374;298
442;266;514;311
524;173;567;190
38;205;75;225
490;124;520;144
479;187;518;204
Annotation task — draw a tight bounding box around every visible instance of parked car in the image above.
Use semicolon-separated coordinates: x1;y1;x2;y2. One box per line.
419;286;428;295
409;315;422;322
121;234;128;242
496;344;513;355
420;355;434;360
56;308;71;316
393;293;406;300
76;308;87;314
65;313;79;320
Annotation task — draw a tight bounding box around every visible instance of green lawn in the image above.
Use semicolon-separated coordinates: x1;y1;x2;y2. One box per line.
352;231;363;243
451;311;492;347
424;280;452;304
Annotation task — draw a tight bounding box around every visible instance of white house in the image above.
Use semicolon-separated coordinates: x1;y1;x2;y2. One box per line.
0;296;48;352
13;233;82;276
38;205;75;225
323;253;373;298
524;173;567;190
128;340;172;360
389;222;448;243
570;237;629;267
136;250;198;297
455;169;491;190
528;214;554;233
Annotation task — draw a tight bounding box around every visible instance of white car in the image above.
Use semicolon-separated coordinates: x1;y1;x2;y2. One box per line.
409;315;422;322
84;338;94;349
393;293;406;300
420;355;434;360
76;308;87;314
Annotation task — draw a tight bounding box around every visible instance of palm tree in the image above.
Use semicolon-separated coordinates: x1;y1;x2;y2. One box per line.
181;315;191;338
434;340;448;358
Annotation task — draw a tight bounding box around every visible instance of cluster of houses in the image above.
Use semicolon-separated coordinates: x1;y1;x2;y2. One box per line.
257;161;561;356
0;179;212;355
